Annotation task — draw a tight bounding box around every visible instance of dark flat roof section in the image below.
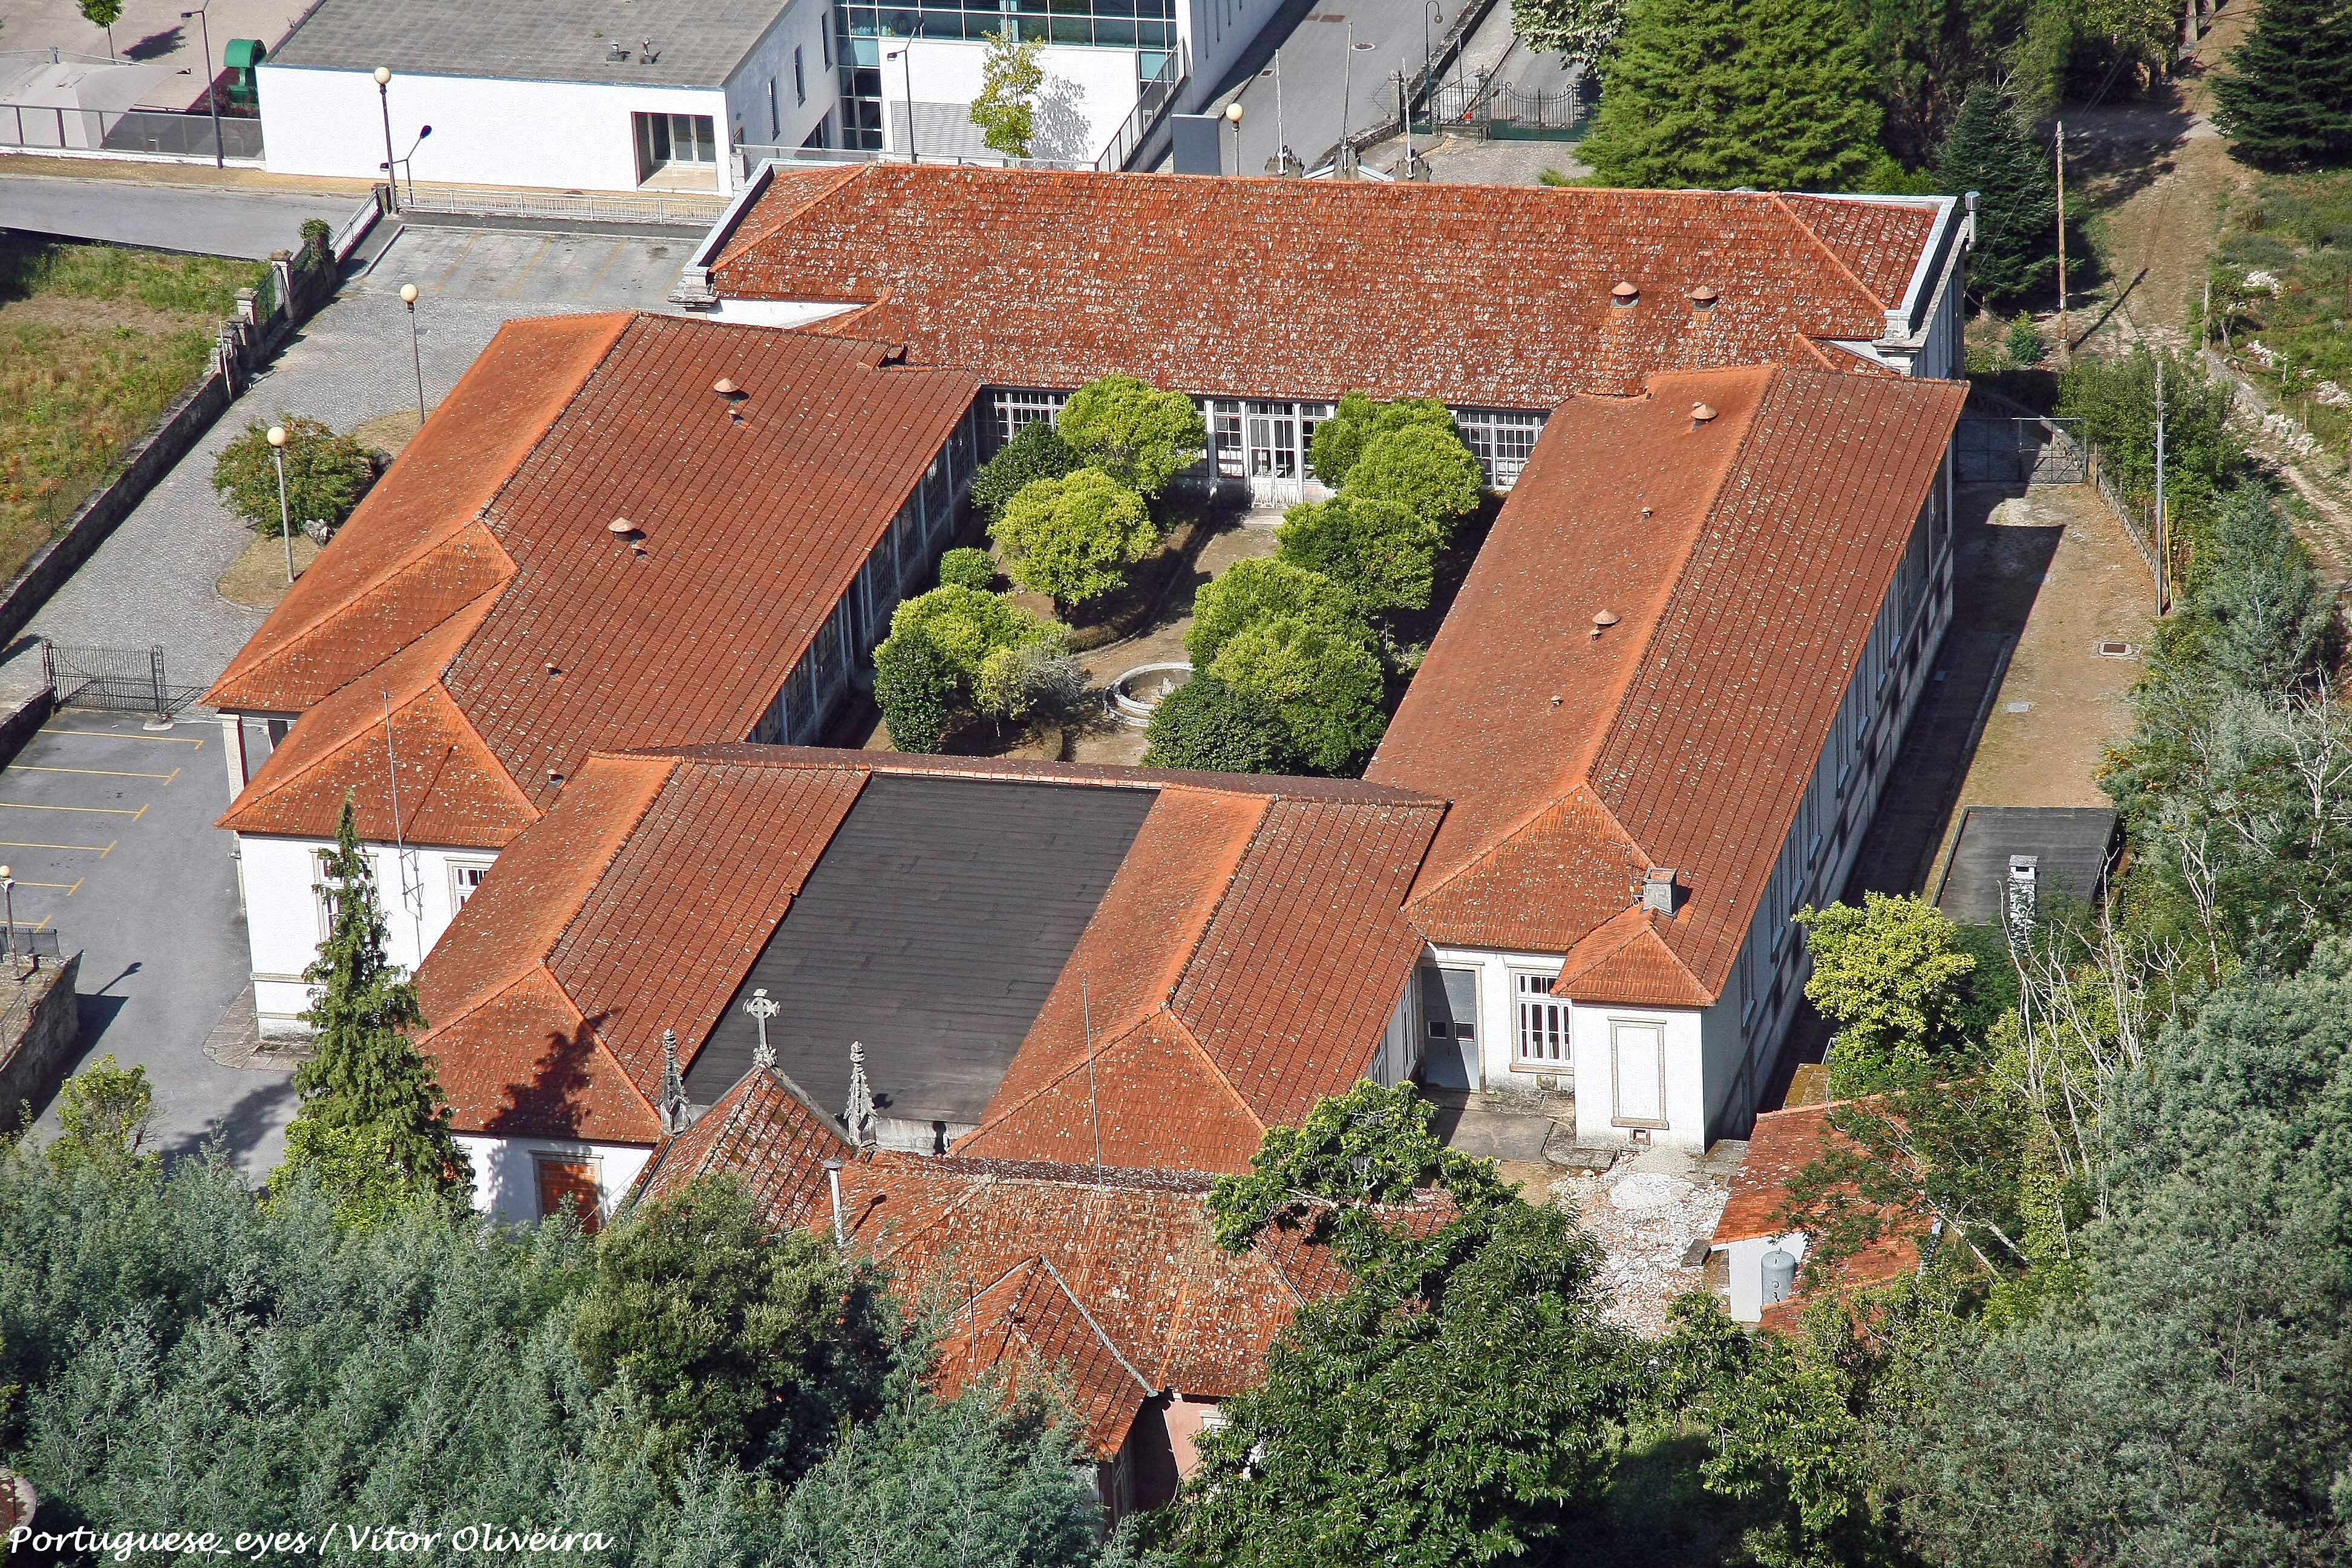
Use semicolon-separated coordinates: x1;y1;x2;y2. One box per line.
1933;805;2118;926
687;773;1158;1129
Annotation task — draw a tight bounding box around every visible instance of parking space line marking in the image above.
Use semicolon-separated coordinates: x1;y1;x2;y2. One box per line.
15;764;179;782
41;727;204;747
580;240;624;299
505;237;552;297
0;838;115;855
0;800;145;817
434;230;482;289
9;879;81;893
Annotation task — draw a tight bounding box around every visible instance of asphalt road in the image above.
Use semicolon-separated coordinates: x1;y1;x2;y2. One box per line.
0;173;365;258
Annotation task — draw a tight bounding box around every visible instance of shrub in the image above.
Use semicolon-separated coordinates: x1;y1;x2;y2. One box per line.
1209;614;1388;775
1275;492;1438;615
1307;393;1459;488
1344;423;1483;537
889;584;1062;681
1056;373;1207;497
874;626;958;752
1143;670;1301;773
1184;557;1363;667
2005;313;2047;367
937;546;997;591
971;417;1081;523
991;468;1159;611
976;639;1086;723
211;413;374;538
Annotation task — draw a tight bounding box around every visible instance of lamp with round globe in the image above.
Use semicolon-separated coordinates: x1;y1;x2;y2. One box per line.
399;282;426;425
266;423;295;587
373;67;399;212
1223;99;1243;176
2;864;19;978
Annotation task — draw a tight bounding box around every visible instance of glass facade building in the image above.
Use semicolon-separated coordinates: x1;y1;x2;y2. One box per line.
835;0;1177;149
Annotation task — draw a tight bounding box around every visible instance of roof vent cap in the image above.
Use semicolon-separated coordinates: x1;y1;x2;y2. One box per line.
1642;866;1679;914
1590;609;1620;639
608;517;636;535
1688;284;1720;309
1691;402;1717;425
1610;280;1638;307
712;377;742;397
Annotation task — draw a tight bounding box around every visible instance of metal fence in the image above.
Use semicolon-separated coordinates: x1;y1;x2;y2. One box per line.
1955;414;2087;485
41;642;195;717
0;102;263;159
395;183;729;226
1413;77;1593;139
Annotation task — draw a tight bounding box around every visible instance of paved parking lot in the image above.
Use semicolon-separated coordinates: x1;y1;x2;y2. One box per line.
8;709;287;1178
348;221;693;309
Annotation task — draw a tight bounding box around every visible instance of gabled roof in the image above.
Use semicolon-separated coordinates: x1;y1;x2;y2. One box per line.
697;166;1958;404
1713;1100;1926;1331
1368;364;1967;1007
211;312;977;846
413;746;1443;1153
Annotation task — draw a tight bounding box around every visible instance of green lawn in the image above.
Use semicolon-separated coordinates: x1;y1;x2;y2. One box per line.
0;240;264;585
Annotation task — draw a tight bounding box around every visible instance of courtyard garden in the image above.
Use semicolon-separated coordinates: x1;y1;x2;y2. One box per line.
0;239;264;587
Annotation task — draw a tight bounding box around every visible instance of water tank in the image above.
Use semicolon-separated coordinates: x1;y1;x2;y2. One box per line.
1760;1247;1797;1306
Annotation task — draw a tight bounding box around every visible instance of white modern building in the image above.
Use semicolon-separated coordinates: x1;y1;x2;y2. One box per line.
255;0;835;192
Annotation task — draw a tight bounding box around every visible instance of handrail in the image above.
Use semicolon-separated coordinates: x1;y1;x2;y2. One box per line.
1093;41;1187;171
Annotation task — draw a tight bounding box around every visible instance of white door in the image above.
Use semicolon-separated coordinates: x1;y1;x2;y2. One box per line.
1419;965;1481;1089
1610;1019;1667;1128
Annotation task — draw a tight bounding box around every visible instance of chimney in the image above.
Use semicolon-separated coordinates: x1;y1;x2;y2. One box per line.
1641;866;1679;915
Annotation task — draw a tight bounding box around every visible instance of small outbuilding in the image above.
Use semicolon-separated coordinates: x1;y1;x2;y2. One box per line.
1932;805;2120;928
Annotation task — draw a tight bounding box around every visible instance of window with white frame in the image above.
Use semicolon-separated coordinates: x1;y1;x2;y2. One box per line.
1452;409;1546;488
1514;972;1569;1067
992;390;1068;446
449;859;492;913
1210;400;1245;477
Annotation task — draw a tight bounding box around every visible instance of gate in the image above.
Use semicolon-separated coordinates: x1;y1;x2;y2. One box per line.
41;642;194;717
1955;415;2086;485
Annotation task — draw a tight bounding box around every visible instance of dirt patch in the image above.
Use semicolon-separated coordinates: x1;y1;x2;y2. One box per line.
1545;1155;1730;1338
0;292;209;337
350;408;423;458
216;531;322;609
1927;483;2153;886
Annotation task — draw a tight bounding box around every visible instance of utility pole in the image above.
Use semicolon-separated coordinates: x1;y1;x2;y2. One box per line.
2055;120;2069;366
2155;351;2168;613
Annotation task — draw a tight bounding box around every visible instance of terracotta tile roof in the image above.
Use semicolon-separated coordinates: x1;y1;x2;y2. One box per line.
1550;906;1713;1008
1369;365;1966;1005
211;313;978;846
703;167;1954;403
1717;1100;1926;1331
413;748;1442;1154
959;785;1444;1171
638;1065;854;1230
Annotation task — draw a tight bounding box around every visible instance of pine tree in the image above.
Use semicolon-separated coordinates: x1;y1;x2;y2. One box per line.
278;796;469;1212
2210;0;2352;169
1935;82;2058;309
1581;0;1884;191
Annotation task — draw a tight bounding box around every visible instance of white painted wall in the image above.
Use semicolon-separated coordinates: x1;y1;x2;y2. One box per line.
1720;1230;1808;1322
456;1132;652;1226
240;832;498;1036
704;298;861;327
882;39;1143;162
256;64;731;191
1174;0;1277;116
1568;1001;1707;1149
724;0;838;151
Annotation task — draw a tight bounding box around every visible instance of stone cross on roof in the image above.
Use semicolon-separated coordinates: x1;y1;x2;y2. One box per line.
743;986;779;1070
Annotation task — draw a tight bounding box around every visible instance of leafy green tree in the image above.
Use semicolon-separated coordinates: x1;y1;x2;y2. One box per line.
1307;394;1457;489
573;1174;896;1477
972;417;1083;524
42;1054;154;1174
888;584;1063;681
275;797;468;1216
1512;0;1628;63
2056;349;2241;536
1172;1085;1633;1568
211;414;375;538
1142;670;1301;774
991;468;1159;611
1275;494;1436;616
1210;615;1388;776
973;639;1085;724
1341;423;1484;538
78;0;122;59
875;624;958;753
1797;893;1979;1097
1937;83;2059;307
1056;374;1207;497
2210;0;2352;169
1893;942;2352;1567
969;28;1044;158
1583;0;1885;190
936;546;998;591
1184;557;1362;667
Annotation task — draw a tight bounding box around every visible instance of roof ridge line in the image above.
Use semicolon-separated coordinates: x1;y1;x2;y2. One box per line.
958;1011;1152;1149
1034;1253;1157;1397
418;961;567;1056
1407;782;1651;912
1770;192;1889;313
544;754;688;975
472;312;639;534
1160;789;1273;1015
1161;1011;1266;1137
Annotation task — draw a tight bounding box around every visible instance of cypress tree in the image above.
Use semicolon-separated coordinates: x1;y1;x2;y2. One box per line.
1582;0;1884;191
279;795;469;1209
1935;82;2057;308
2210;0;2352;169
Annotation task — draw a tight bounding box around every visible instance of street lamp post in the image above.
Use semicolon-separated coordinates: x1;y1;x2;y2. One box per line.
267;424;294;586
884;47;916;163
374;67;398;212
1224;99;1243;176
1;866;17;979
400;283;426;425
180;5;223;168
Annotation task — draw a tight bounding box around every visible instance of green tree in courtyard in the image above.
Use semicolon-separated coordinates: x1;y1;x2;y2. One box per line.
875;586;1065;750
991;468;1159;610
875;625;959;752
969;29;1044;158
273;796;468;1220
936;546;998;591
972;417;1082;524
1307;394;1459;489
44;1054;154;1174
1581;0;1884;191
1142;670;1301;774
1512;0;1629;64
2211;0;2352;168
1209;613;1388;776
1184;557;1362;667
1342;423;1483;537
211;414;375;539
1275;492;1438;616
1056;374;1207;497
1797;892;1978;1097
78;0;123;59
1936;83;2059;308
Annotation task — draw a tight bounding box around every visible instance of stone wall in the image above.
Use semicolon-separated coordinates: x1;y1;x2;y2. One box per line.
0;952;83;1136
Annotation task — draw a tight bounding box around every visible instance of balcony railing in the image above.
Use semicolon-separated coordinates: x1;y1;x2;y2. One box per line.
0;102;262;159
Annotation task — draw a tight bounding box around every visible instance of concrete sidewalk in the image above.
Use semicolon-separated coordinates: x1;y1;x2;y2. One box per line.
0;171;365;258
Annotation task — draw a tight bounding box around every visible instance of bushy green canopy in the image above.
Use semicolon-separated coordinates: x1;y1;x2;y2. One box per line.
1141;670;1299;774
1274;493;1437;615
1056;374;1207;497
1184;557;1361;667
1307;394;1459;490
991;468;1159;609
1797;892;1979;1097
876;586;1064;752
1207;613;1388;776
211;413;374;538
2210;0;2352;170
1341;424;1482;538
971;417;1082;523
